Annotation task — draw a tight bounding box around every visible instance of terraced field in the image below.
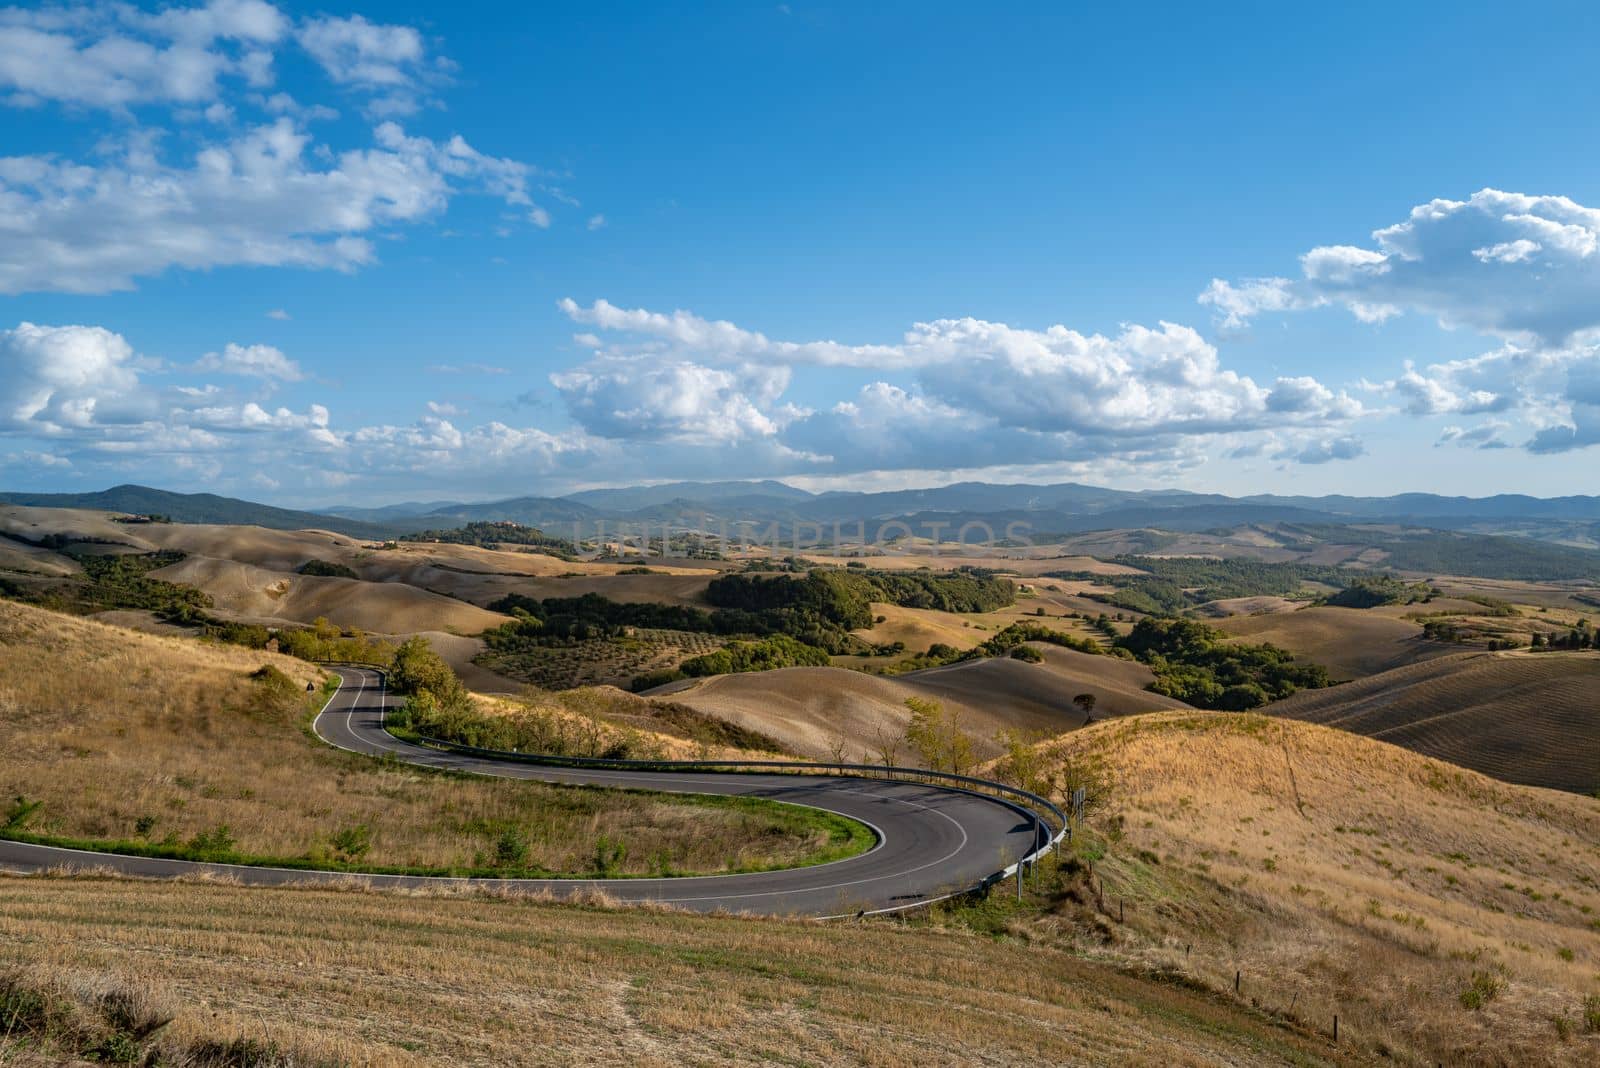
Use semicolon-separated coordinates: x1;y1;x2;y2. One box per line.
1268;650;1600;793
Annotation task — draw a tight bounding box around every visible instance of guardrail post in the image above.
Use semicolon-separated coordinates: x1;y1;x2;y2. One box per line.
1016;863;1023;900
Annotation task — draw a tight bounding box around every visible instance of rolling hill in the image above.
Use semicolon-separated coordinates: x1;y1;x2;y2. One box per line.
1266;650;1600;794
1017;710;1600;1065
655;644;1191;762
0;485;396;539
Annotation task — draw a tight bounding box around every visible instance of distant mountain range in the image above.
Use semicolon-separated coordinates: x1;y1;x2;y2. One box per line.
6;481;1600;550
0;485;395;540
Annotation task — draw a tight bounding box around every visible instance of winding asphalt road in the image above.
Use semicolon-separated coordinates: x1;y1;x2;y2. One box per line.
0;667;1045;917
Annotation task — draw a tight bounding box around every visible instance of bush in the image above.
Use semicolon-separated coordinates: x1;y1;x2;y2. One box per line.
1009;644;1044;663
298;559;359;579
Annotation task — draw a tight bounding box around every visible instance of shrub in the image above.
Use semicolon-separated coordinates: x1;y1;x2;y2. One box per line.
1009;644;1043;663
298;559;359;579
494;828;529;867
330;824;372;860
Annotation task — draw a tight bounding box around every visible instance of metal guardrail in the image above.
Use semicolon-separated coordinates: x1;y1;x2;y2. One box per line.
320;662;1070;908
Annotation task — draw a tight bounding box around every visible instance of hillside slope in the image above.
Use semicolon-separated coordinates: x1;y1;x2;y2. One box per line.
1020;711;1600;1065
0;484;395;538
659;645;1190;761
1267;650;1600;793
1212;604;1452;680
151;555;509;634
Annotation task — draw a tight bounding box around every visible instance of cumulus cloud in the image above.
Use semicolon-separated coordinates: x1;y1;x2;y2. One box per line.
0;319;606;496
0;117;530;294
1436;422;1511;450
0;321;149;430
0;4;554;295
1203;189;1600;348
558;300;1364;463
1277;435;1365;465
0;3;452;116
551;359;796;444
296;13;442;115
0;0;287;111
195;342;302;380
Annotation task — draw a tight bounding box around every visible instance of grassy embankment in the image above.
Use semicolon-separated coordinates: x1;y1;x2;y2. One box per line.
0;600;869;878
979;710;1600;1066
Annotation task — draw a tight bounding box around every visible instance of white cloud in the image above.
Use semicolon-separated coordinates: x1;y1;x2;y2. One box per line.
425;400;463;416
551;359;795;444
1198;277;1315;329
296;13;439;115
0;117;530;294
1205;189;1600;347
265;308;290;320
587;213;606;231
0;1;287;111
1436;422;1511;450
195;341;302;380
561;300;1362;442
560;298;907;368
0;321;148;430
1277;435;1365;465
551;300;1366;477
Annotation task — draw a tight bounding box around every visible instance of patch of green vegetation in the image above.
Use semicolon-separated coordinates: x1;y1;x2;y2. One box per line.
200;615;397;666
679;634;830;676
0;789;874;879
483;567;1016;684
297;558;359;579
0;549;213;621
869;620;1105;675
1320;575;1434;609
1299;524;1600;581
1045;556;1350;615
1115;617;1331;710
399;520;578;557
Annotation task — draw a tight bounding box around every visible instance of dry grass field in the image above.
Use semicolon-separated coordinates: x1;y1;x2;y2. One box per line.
0;601;853;877
0;875;1349;1067
1013;711;1600;1066
1268;650;1600;794
1212;605;1452;680
662;645;1190;762
0;506;158;551
151;554;511;634
0;538;80;578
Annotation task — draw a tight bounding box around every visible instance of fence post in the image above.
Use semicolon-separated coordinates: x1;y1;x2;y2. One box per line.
1016;863;1023;900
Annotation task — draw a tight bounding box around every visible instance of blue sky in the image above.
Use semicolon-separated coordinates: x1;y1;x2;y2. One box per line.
3;1;1600;505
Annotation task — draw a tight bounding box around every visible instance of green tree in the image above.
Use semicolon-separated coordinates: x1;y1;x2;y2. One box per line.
389;636;468;711
904;697;974;775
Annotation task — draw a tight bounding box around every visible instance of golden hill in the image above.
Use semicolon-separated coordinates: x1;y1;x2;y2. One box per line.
1212;604;1452;680
661;644;1190;762
151;553;510;634
1267;650;1600;794
1015;711;1600;1065
0;600;831;877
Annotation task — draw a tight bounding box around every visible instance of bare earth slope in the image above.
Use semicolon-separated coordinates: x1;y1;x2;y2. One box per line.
661;645;1190;761
1267;650;1600;794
